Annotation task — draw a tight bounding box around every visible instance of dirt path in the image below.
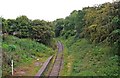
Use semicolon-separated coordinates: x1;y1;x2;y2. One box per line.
13;60;43;76
49;41;63;77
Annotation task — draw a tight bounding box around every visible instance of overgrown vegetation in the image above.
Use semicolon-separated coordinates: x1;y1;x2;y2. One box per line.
54;2;120;45
2;16;54;46
55;1;120;76
1;1;120;77
2;35;54;77
60;37;119;76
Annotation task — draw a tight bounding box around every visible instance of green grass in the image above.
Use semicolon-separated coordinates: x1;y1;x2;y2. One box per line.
2;35;55;76
59;36;119;76
2;35;119;76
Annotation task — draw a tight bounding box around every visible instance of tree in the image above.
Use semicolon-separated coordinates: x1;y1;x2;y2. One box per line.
2;18;9;33
15;15;31;38
6;19;17;35
54;18;64;37
31;25;54;45
32;19;47;26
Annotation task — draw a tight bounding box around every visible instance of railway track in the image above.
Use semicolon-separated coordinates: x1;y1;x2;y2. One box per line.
48;41;63;77
35;41;64;78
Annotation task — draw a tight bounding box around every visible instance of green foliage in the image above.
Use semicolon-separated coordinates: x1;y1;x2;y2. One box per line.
107;29;120;44
79;70;96;76
2;1;120;77
61;37;119;76
30;25;54;45
112;16;120;25
54;2;120;46
15;15;31;38
111;29;120;34
54;18;64;37
62;30;76;39
2;35;54;76
32;19;46;26
2;15;54;46
8;45;16;52
2;18;9;33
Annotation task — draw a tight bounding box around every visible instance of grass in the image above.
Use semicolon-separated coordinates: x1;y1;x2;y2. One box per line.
2;35;119;76
2;35;55;76
13;57;48;76
57;37;74;76
59;36;119;76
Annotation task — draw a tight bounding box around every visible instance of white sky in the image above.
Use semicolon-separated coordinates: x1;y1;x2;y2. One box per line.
0;0;112;21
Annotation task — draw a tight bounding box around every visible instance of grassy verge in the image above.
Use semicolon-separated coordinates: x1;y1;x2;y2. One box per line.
58;38;74;76
59;36;119;76
2;35;55;76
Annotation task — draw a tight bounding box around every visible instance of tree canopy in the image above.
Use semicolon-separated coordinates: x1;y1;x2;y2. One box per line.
2;15;54;46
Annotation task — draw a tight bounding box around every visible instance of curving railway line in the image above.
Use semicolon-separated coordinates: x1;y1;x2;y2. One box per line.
35;41;64;78
48;41;63;77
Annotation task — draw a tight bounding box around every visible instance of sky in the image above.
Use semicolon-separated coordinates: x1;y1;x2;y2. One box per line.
0;0;113;21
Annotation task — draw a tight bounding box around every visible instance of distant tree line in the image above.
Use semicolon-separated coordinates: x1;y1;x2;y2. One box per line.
54;2;120;43
53;1;120;55
1;1;120;53
1;15;54;45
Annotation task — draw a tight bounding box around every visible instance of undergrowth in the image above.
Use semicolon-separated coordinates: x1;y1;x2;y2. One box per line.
59;36;119;76
2;35;55;76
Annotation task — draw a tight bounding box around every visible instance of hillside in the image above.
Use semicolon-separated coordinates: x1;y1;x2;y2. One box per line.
55;1;120;76
1;1;120;77
59;37;119;76
2;35;55;77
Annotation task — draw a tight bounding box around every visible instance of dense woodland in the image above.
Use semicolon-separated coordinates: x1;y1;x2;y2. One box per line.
1;1;120;77
2;16;54;46
1;2;120;47
54;2;120;45
54;1;120;57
